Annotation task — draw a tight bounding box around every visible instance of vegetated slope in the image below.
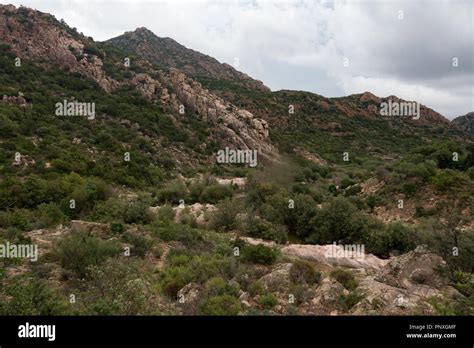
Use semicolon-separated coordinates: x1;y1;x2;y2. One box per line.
0;5;274;163
107;28;471;165
452;112;474;136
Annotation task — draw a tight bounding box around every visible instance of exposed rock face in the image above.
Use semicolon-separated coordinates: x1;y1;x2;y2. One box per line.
259;263;292;291
282;244;388;270
375;245;449;289
177;283;201;305
312;278;345;307
452;111;474;135
1;93;29;107
351;245;460;315
130;73;162;101
157;68;274;155
0;5;118;91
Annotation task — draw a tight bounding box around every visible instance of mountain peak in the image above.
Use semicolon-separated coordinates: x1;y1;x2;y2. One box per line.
106;29;270;94
130;27;156;37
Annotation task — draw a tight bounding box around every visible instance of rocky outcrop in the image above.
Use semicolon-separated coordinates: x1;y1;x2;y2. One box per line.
157;68;274;155
259;263;292;291
282;244;388;270
0;5;118;91
375;245;449;289
1;93;29;107
351;245;461;314
452;111;474;135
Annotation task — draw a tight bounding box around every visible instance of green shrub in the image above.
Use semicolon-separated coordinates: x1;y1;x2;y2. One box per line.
289;260;321;285
153;223;203;247
210;198;242;231
199;295;241;315
242;244;279;265
123;200;153;224
157;204;176;223
54;231;121;278
156;180;187;204
0;276;68;315
432;169;467;191
121;232;152;257
306;196;367;244
35;203;66;228
245;216;288;244
110;222;125;235
258;293;278;309
80;259;151;315
200;184;233;204
248;280;265;296
289;284;308;305
339;291;364;311
330;269;358;290
204;277;240;297
159;253;235;299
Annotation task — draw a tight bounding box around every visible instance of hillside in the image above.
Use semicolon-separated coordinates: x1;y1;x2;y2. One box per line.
0;4;473;317
453;112;474;136
107;28;470;165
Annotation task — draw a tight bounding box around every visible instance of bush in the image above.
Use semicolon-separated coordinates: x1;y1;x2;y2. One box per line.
289;260;321;285
210;198;242;231
0;276;68;315
330;269;358;290
242;244;279;265
153;223;203;247
160;266;193;299
54;231;121;278
258;294;278;309
339;291;364;311
199;295;241;315
157;204;175;223
81;259;151;315
159;253;235;299
155;180;187;204
244;215;288;244
199;184;233;204
204;277;240;297
289;284;308;305
307;196;367;244
432;169;467;192
121;232;153;257
110;222;125;235
248;280;265;296
35;203;66;228
123;199;153;224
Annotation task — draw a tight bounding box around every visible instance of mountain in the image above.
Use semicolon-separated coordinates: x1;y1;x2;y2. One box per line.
452;112;474;135
106;27;270;93
107;27;470;164
0;4;274;167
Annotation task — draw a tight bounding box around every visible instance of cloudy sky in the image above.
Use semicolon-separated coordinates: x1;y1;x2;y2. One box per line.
8;0;474;118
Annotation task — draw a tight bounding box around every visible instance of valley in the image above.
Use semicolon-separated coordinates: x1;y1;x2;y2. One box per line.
0;4;472;317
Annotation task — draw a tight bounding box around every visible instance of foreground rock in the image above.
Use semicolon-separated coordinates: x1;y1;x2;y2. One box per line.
282;244;388;270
